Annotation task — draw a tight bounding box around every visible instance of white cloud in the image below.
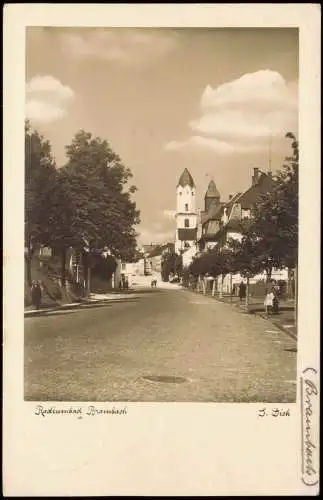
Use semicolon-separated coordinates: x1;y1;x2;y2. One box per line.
26;75;74;100
26;75;74;124
165;136;263;155
165;70;298;155
200;70;297;111
60;29;178;66
26;100;66;123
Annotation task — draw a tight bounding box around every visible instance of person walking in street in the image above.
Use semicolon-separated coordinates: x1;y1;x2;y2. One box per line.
31;281;42;310
239;281;246;302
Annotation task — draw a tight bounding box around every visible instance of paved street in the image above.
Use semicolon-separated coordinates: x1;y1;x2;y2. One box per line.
25;287;297;402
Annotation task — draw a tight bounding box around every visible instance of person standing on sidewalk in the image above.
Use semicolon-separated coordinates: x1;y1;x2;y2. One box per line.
31;281;42;310
239;281;246;302
264;288;274;315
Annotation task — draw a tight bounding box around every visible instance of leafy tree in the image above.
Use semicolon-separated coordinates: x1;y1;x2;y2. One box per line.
174;253;183;277
25;120;58;285
189;246;234;278
228;132;299;282
161;252;174;281
54;130;141;285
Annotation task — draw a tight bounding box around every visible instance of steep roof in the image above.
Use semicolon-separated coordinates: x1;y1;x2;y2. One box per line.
232;172;276;210
201;202;225;225
205;179;220;198
177;168;195;188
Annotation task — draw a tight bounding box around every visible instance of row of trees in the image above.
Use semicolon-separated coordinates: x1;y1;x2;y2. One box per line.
25;121;140;287
186;132;298;291
161;251;183;282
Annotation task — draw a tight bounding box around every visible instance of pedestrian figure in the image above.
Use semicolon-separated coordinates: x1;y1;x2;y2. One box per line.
125;276;129;290
272;287;280;315
239;281;246;302
31;280;42;310
264;289;274;315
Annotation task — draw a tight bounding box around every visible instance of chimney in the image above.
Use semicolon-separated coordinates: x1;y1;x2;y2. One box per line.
252;167;260;185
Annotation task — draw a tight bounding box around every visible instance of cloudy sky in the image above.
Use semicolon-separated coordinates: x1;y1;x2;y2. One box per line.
26;27;298;245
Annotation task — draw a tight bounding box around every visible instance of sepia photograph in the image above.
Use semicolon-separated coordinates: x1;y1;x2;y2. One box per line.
24;26;299;403
3;4;320;497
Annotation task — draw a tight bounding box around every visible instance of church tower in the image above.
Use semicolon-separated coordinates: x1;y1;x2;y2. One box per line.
204;179;221;212
175;168;198;253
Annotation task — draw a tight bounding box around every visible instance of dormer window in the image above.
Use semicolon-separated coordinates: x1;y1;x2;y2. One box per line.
241;209;251;219
185;203;188;211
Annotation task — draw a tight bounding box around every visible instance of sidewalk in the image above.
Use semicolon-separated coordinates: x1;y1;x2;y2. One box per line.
24;291;139;318
185;288;297;340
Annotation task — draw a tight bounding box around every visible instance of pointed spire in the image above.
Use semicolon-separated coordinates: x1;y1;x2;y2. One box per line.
177;168;195;188
205;179;220;199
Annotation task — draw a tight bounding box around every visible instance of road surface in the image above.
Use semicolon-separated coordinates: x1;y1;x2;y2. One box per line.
25;287;297;402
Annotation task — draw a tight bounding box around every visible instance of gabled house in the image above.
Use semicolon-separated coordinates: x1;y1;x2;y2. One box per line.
203;168;289;294
213;168;277;248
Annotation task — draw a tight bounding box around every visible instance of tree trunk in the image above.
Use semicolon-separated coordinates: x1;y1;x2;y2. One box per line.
219;275;223;299
266;266;272;284
26;256;32;287
25;236;34;287
294;264;298;326
61;248;66;288
212;278;216;297
203;277;206;295
230;273;233;304
245;276;250;310
86;265;91;296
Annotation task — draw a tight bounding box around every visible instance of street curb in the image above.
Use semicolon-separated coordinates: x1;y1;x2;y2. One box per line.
252;311;297;341
24;297;136;318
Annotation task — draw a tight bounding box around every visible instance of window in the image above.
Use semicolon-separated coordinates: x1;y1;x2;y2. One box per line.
184;218;190;228
185;203;188;211
241;209;251;219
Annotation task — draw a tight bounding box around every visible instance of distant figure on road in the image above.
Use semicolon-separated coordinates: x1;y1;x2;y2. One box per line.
31;281;42;310
239;281;246;302
151;279;157;288
125;276;129;290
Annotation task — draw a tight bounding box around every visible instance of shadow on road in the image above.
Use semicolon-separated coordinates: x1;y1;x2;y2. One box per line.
25;297;142;318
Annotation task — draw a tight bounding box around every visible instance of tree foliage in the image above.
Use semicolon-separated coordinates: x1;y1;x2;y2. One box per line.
25;120;59;284
189;246;235;278
228;132;299;277
161;251;183;281
25;124;140;287
58;130;140;260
